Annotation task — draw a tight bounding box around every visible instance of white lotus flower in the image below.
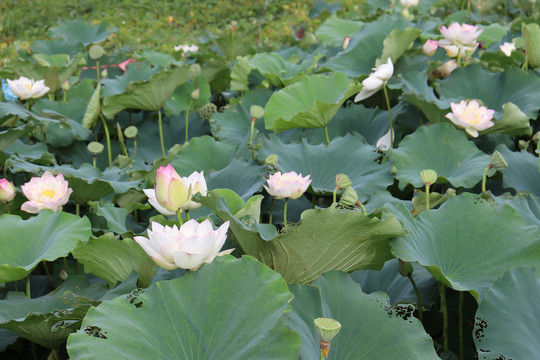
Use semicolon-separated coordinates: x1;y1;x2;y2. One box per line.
438;23;483;58
445;100;495;137
7;77;50;100
354;58;394;102
499;42;515;57
174;44;199;53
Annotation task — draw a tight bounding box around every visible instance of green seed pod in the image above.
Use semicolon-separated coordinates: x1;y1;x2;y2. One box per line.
249;105;265;120
491;150;508;170
124;126;138;139
335;173;352;189
419;169;438;186
88;141;105;155
89;44;105;60
339;186;358;207
314;318;342;342
265;154;278;167
189;64;202;78
199;103;217;120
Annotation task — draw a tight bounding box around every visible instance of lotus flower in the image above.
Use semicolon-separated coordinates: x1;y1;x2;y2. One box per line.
155;164;193;213
134;219;232;271
0;179;16;202
20;171;72;213
354;58;394;102
423;39;438;57
445;100;495;137
264;171;312;199
400;0;419;7
7;76;50;100
499;42;515;57
438;23;483;58
174;44;199;53
434;59;457;78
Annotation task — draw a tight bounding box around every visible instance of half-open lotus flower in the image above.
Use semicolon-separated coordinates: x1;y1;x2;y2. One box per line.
354;58;393;102
438;23;483;58
20;171;72;213
155;164;193;213
445;100;495;137
7;76;50;100
134;219;232;271
264;171;312;199
0;179;16;202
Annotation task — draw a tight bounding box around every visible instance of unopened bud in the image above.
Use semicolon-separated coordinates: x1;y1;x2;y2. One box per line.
391;165;398;175
250;105;265;120
191;88;200;100
0;179;16;202
199;103;217;120
314;318;342;342
518;140;528;150
265;154;278;167
419;169;437;186
343;36;351;50
61;80;70;91
339;186;358;207
101;68;108;78
124;125;138;139
491;151;508;170
398;259;413;277
335;173;352;189
59;269;68;280
87;141;105;155
261;79;270;89
89;44;105;60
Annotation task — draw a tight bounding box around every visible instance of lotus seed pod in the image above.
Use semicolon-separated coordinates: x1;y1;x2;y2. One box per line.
190;64;202;78
88;44;105;60
88;141;105;155
249;105;265;120
265;154;278;167
491;151;508;170
124;126;138;139
398;259;414;277
335;173;352;189
191;88;200;100
199;103;217;120
314;318;342;342
419;169;438;186
339;186;358;207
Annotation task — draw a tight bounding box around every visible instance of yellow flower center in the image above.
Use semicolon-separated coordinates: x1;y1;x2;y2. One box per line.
42;190;55;198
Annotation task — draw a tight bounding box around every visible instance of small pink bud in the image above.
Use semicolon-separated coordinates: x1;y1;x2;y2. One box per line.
422;39;438;57
0;179;16;202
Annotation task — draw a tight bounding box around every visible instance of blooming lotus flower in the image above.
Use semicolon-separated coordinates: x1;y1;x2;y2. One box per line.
155;164;193;213
354;58;394;102
438;23;483;58
499;42;515;57
434;59;457;78
174;44;199;53
0;179;16;202
423;39;438;57
445;100;495;137
7;76;50;100
264;171;312;199
20;171;72;213
400;0;419;7
134;219;232;271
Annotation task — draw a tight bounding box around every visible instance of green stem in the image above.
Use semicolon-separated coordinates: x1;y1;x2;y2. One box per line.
76;203;80;217
481;165;491;192
185;210;191;221
42;261;51;283
99;115;112;167
50;348;60;360
332;186;338;205
269;198;274;224
185;100;192;144
459;291;464;360
440;283;448;351
176;209;184;227
357;201;367;216
93;155;97;167
96;60;101;81
320;352;325;360
283;198;289;227
63;89;67;103
158;109;166;158
133;138;138;157
382;84;394;148
457;51;462;68
26;101;30;111
249;118;256;160
324;126;330;145
425;183;430;210
26;275;31;298
14;280;18;292
408;274;423;322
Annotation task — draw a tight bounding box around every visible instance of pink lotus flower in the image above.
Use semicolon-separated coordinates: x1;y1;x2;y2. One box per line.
445;100;495;137
423;39;438;57
155;164;193;213
134;219;232;271
20;171;72;213
439;23;483;57
7;77;50;100
0;179;16;202
264;171;312;199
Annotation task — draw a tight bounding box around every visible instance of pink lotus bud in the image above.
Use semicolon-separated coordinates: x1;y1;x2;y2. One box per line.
343;36;351;50
0;179;16;202
263;171;312;199
435;60;457;78
20;171;72;213
445;100;495;138
155;164;193;213
422;39;438;57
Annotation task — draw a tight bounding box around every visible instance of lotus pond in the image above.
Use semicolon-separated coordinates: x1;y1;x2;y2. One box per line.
1;0;540;359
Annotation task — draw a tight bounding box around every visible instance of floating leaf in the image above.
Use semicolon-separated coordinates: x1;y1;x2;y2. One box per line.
95;203;128;234
49;19;116;46
376;27;422;66
495;144;540;195
314;15;363;47
247;52;320;87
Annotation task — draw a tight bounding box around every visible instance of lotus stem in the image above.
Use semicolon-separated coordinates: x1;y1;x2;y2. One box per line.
324;126;330;145
14;280;18;292
269;198;274;224
133;137;138;157
185;210;191;221
382;84;394;148
249;117;256;160
76;203;80;217
158;109;166;158
425;183;431;210
283;198;289;227
459;291;464;360
176;209;184;227
185;100;192;144
26;101;30;111
332;186;338;205
440;283;448;351
99;115;112;167
96;60;101;81
42;261;51;282
408;274;423;322
457;52;462;68
356;201;367;216
481;165;492;192
26;275;31;298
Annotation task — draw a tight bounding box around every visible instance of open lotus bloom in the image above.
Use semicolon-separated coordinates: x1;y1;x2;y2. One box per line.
264;171;312;199
7;76;50;100
445;100;495;137
134;219;232;271
438;23;483;58
499;42;515;56
155;164;193;213
174;44;199;53
0;179;16;202
400;0;419;7
20;171;73;213
354;58;393;102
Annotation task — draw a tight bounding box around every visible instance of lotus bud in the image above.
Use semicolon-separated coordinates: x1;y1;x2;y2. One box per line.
419;169;438;186
61;80;70;91
87;141;105;155
249;105;265;120
124;126;138;139
59;269;68;280
191;88;200;100
335;173;352;189
199;103;217;120
343;36;351;50
88;44;105;60
532;132;540;144
0;179;16;202
189;64;202;78
339;186;358;207
155;164;193;212
391;165;398;175
422;39;438;57
265;154;278;167
491;151;508;170
101;68;108;78
518;140;528;150
261;79;270;89
398;259;414;277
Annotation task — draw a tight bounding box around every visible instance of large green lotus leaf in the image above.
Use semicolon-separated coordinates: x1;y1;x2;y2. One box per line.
493;193;540;226
264;72;361;132
73;233;155;288
95;203;128;234
0;102;67;126
376;27;422;66
314;15;363;47
0;124;33;152
31;38;85;57
495;144;540;195
49;19;116;46
230;55;254;91
102;67;190;119
258;134;393;200
0;329;18;352
0;274;137;349
100;61;161;96
0;211;91;283
67;256;301;359
206;159;266;201
2;139;55;165
202;192;403;284
33;97;88;124
481;102;532;136
163;76;211;116
322;14;409;77
388;123;491;190
474;267;540;359
247;52;320;87
477;23;508;48
386;193;540;300
351;258;439;307
399;71;449;123
288;271;439;359
437;64;540;119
